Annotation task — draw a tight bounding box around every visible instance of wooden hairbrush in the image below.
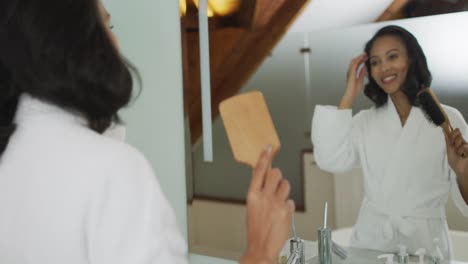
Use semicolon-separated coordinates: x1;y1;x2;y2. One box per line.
219;91;281;168
418;88;467;158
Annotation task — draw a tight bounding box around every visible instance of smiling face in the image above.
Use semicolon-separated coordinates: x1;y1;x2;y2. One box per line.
369;35;410;95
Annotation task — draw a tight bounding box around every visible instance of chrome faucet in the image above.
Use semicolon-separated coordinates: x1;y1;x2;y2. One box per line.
286;215;305;264
332;241;348;259
286;238;305;264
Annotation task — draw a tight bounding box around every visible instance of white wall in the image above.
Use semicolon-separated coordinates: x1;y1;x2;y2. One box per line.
107;1;236;263
289;0;392;33
107;0;187;237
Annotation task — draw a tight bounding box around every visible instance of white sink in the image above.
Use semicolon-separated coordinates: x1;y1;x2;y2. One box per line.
332;227;468;262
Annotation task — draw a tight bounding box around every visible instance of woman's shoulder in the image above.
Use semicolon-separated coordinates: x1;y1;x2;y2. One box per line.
85;132;158;189
90;130;149;168
63;125;154;180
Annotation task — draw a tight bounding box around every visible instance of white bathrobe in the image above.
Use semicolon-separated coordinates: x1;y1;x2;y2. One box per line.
0;94;187;264
311;99;468;259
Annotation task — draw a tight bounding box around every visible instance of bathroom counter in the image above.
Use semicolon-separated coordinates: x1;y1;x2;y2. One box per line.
306;245;468;264
280;240;467;264
190;253;236;264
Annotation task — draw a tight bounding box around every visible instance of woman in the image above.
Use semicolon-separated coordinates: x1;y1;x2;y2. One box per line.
311;25;468;259
0;0;294;263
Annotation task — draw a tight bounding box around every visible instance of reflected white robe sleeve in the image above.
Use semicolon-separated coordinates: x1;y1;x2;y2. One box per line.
86;149;188;264
311;105;363;173
445;106;468;217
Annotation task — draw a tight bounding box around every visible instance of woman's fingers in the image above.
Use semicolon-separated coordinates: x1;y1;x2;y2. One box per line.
347;54;367;81
264;168;283;195
250;146;272;193
276;179;291;202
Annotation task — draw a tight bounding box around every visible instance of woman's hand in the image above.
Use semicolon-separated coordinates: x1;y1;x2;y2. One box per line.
446;128;468;178
240;146;295;264
339;53;368;109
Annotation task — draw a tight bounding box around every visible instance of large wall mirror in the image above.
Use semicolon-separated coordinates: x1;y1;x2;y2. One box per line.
181;0;468;261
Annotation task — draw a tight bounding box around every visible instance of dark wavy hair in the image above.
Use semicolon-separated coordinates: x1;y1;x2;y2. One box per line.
0;0;137;155
363;25;432;107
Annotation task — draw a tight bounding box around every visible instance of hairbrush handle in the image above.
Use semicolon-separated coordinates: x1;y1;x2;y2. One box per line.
441;121;453;136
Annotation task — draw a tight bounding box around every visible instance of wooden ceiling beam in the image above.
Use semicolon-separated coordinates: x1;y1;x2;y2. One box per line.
185;0;310;144
185;0;199;17
238;0;290;30
376;0;411;21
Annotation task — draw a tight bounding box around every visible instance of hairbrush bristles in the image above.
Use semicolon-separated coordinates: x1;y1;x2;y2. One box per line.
418;90;446;126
